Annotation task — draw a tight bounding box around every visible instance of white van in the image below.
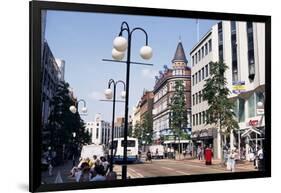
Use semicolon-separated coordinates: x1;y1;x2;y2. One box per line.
109;137;139;163
80;144;105;161
149;145;164;159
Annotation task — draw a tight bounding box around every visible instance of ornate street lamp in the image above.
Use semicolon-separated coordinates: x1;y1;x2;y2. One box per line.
112;21;152;180
104;79;126;172
69;99;88;115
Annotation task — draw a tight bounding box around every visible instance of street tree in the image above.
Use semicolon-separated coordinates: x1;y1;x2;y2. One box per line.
141;112;153;146
169;80;188;154
46;81;91;164
133;113;153;150
202;61;239;162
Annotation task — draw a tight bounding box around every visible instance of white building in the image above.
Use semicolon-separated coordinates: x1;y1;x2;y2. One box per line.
190;21;265;159
85;114;111;145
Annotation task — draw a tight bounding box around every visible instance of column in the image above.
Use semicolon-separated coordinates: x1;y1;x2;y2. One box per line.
230;129;234;150
217;129;221;159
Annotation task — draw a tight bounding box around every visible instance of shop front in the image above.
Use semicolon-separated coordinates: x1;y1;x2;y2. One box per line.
237;116;265;161
191;128;218;158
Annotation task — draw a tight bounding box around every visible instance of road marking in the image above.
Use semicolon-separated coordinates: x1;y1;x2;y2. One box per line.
175;171;190;175
128;168;144;178
161;166;174;171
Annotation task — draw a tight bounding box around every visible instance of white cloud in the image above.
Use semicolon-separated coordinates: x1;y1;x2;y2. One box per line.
141;68;157;79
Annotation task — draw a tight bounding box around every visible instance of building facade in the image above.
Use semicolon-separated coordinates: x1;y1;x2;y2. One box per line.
152;41;192;145
132;101;141;136
85;114;111;145
114;117;125;139
190;21;265;159
139;91;154;121
41;41;64;147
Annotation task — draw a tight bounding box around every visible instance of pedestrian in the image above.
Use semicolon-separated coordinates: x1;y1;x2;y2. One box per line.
229;149;237;172
79;165;91;182
183;149;186;159
204;145;213;165
100;156;109;174
171;147;175;159
146;150;152;163
167;147;171;159
90;165;106;181
69;157;86;177
197;146;202;160
91;155;99;167
223;146;228;166
138;150;142;161
256;146;264;170
74;161;90;182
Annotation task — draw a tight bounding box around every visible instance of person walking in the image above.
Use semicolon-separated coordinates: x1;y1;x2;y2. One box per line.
204;145;213;165
229;149;237;172
197;146;202;160
257;146;264;170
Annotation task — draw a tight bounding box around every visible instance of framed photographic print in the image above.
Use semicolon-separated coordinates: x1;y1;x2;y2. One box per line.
29;0;271;192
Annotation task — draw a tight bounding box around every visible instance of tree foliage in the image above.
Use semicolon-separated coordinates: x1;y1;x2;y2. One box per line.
45;81;91;162
202;61;239;134
169;80;188;141
133;112;153;146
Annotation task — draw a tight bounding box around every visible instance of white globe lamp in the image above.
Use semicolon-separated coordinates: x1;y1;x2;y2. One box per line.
112;48;125;61
104;88;113;99
113;36;128;52
257;101;264;108
69;105;77;114
140;45;152;60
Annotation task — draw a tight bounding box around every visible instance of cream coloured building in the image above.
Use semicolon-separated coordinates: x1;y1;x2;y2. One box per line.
85;114;111;145
190;21;265;159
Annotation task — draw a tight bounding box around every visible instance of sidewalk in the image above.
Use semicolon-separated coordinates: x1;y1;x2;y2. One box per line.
175;156;256;171
41;160;76;184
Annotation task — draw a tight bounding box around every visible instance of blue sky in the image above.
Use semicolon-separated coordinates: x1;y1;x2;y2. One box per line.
44;10;217;122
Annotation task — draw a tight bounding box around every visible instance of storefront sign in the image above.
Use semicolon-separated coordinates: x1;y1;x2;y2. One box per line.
248;119;259;126
232;81;246;94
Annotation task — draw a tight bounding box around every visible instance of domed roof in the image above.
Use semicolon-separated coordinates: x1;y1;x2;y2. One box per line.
172;41;188;63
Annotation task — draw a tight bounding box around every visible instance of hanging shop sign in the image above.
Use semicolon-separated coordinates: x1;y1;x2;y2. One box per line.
232;81;246;94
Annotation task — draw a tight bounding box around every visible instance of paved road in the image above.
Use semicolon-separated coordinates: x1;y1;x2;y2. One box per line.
42;158;256;183
114;159;256;179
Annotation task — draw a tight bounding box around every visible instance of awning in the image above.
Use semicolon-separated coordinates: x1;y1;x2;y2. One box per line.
241;127;262;137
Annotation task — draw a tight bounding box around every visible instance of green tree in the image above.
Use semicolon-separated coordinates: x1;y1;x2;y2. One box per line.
141;113;153;145
169;80;188;154
133;113;153;149
45;81;91;164
202;61;239;161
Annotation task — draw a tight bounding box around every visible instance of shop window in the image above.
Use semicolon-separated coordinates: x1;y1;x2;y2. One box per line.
248;93;255;118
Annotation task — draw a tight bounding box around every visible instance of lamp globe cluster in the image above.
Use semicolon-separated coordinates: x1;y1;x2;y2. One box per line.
112;36;153;60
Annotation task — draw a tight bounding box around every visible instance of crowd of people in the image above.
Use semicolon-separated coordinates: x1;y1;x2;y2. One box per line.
69;155;117;182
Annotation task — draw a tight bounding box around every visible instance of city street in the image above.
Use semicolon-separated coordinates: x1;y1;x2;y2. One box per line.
41;158;256;183
114;158;256;179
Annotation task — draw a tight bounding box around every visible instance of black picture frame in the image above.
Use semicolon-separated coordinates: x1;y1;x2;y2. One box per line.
30;1;271;192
